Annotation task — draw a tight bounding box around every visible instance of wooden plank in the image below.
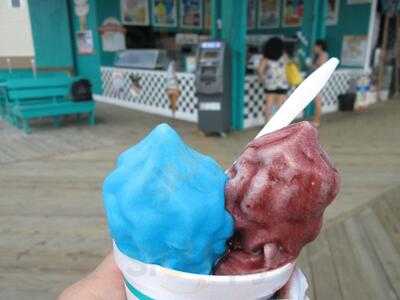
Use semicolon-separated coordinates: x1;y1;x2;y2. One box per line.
344;216;397;300
325;223;371;299
0;216;108;272
307;233;342;299
0;144;15;162
372;200;400;254
385;190;400;222
359;208;400;298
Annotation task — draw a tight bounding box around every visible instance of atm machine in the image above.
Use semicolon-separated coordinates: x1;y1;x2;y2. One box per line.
195;41;231;135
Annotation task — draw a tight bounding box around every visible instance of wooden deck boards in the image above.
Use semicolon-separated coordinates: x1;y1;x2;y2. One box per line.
301;188;400;299
1;101;399;299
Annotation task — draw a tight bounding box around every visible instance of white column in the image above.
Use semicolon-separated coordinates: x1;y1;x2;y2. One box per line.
364;0;378;72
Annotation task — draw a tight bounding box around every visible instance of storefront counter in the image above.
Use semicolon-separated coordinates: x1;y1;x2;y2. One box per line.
242;68;366;128
96;66;366;129
96;67;198;122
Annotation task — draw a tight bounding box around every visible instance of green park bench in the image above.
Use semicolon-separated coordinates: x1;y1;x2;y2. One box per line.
2;76;95;134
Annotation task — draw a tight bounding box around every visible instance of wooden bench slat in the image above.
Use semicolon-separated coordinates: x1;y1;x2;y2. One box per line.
6;77;71;89
8;88;69;100
13;102;95;118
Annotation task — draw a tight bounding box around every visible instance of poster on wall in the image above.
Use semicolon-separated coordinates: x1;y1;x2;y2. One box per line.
180;0;202;29
76;30;94;55
341;35;368;66
327;0;340;25
152;0;177;27
258;0;280;29
121;0;149;26
282;0;304;27
203;0;211;29
247;0;256;29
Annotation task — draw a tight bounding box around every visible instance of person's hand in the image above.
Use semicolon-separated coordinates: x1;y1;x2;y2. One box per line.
58;253;125;300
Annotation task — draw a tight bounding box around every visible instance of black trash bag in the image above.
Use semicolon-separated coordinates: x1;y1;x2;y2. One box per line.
71;79;92;101
338;93;356;111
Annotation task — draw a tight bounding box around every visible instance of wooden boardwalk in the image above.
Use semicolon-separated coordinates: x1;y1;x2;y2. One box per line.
0;101;399;299
297;187;400;299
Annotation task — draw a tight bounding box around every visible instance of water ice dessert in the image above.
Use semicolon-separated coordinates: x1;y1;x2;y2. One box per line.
215;121;340;275
103;121;340;278
103;124;233;275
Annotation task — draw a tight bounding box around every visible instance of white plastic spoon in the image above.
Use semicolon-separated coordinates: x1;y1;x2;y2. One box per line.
254;57;340;139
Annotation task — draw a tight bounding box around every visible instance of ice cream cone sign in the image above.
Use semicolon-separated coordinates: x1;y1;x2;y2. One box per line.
99;18;127;52
128;74;142;98
74;0;90;31
165;61;181;118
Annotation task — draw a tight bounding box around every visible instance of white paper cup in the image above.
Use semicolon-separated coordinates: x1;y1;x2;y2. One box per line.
113;242;295;300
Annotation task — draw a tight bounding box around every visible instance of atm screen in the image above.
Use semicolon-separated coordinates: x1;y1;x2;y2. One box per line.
201;66;217;77
201;41;222;49
201;51;219;60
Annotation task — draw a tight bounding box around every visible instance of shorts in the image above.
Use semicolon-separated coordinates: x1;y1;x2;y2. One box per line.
264;88;288;95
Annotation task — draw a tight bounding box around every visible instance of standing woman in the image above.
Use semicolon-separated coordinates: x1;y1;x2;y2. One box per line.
257;37;289;121
311;39;329;127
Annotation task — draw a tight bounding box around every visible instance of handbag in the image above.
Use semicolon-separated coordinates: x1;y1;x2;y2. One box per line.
285;61;303;87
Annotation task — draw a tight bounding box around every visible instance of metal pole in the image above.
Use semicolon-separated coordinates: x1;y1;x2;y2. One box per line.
395;13;400;96
378;13;390;100
364;0;378;71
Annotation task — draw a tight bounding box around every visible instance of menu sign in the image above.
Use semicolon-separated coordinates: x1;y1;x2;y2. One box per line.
152;0;177;27
247;0;256;29
121;0;149;26
282;0;304;27
327;0;340;25
180;0;202;29
341;35;368;67
258;0;280;29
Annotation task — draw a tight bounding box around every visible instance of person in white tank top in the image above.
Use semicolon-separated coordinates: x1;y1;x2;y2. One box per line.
257;37;289;121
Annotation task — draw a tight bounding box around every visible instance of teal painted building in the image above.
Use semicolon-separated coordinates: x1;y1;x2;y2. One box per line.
3;0;379;129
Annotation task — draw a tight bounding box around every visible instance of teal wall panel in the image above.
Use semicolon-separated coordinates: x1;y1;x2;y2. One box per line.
28;0;74;69
221;0;246;130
